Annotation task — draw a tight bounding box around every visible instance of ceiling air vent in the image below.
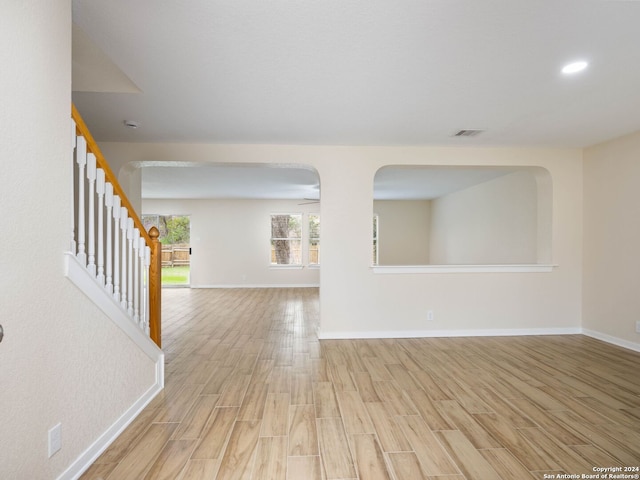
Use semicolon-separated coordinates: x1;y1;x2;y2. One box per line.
451;129;484;137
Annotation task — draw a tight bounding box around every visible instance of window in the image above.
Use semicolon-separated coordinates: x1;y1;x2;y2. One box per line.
309;214;320;265
269;213;319;266
372;214;379;265
270;214;302;265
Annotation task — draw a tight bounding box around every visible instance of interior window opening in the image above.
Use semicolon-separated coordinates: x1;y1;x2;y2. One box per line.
372;165;552;266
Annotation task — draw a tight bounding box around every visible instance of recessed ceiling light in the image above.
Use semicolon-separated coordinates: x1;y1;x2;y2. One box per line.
562;61;588;74
124;120;139;129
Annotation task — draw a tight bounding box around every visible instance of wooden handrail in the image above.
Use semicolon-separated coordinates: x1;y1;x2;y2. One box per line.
72;103;161;348
71;104;151;245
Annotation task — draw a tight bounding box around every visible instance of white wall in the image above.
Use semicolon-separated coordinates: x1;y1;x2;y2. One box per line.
429;171;539;264
0;3;158;478
583;131;640;348
374;200;430;265
101;142;583;338
143;198;320;287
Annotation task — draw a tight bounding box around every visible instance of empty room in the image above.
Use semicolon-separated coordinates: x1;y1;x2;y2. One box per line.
2;1;640;479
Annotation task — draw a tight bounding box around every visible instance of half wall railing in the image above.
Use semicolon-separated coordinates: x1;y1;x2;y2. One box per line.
69;104;162;347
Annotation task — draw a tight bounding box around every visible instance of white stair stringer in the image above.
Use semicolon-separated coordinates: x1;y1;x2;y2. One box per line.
64;252;163;371
62;252;164;479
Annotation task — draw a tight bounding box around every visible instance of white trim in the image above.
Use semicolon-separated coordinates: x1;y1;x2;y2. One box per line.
57;381;163;480
268;265;304;270
62;252;164;480
318;327;640;354
191;283;319;289
371;264;558;274
582;328;640;353
318;327;581;340
64;252;164;363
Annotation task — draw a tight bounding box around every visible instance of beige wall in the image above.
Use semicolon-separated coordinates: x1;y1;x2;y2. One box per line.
374;200;431;265
102;142;584;338
143;198;320;286
583;131;640;347
0;2;157;478
429;171;539;264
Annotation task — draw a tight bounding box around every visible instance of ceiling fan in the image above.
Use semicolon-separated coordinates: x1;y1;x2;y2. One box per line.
298;198;320;205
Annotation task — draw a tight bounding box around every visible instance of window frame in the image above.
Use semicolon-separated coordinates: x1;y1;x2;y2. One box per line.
372;214;379;266
308;213;320;266
270;213;303;266
269;212;320;268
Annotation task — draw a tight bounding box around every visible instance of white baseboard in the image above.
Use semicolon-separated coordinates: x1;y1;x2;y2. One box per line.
582;328;640;353
318;326;640;354
318;327;582;340
58;381;164;480
191;283;320;289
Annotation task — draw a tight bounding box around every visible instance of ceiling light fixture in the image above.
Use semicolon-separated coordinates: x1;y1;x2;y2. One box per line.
561;61;588;75
123;120;139;129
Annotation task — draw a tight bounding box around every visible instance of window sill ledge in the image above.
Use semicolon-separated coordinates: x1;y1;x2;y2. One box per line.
371;264;557;274
269;264;320;270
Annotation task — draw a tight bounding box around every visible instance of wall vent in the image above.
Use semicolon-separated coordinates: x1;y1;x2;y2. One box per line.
451;129;484;137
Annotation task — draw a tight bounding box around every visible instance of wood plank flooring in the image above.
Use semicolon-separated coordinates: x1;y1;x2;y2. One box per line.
81;288;640;479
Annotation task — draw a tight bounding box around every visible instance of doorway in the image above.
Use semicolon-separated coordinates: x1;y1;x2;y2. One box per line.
142;214;191;287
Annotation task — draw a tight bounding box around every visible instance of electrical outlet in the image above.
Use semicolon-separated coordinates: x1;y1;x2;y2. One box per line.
636;321;640;334
427;310;434;321
48;423;61;458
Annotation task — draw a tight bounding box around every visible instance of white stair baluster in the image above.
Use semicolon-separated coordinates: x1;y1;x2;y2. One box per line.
70;120;77;254
70;110;158;344
86;152;97;276
112;195;121;302
96;169;105;285
133;227;141;324
126;218;134;316
142;242;150;333
105;183;114;294
76;136;87;264
120;206;128;310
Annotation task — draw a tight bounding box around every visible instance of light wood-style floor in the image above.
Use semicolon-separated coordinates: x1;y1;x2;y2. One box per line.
81;288;640;480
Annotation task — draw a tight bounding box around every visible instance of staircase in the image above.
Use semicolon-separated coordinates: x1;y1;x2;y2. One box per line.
65;104;163;360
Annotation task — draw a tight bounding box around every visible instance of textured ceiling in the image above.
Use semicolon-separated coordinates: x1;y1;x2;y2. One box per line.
72;1;640;147
142;164;320;200
140;164;518;200
72;1;640;199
